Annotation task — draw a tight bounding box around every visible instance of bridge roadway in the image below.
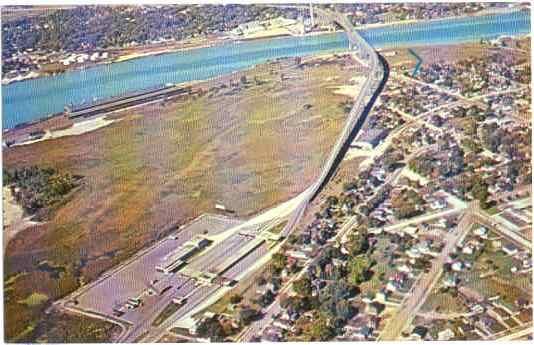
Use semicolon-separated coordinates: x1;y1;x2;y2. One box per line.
280;8;387;238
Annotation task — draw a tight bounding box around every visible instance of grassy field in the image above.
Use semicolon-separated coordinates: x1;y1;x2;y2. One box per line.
420;289;469;314
152;302;182;327
3;54;360;341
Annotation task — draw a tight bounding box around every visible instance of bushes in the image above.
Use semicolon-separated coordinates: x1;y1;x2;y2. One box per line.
4;166;80;219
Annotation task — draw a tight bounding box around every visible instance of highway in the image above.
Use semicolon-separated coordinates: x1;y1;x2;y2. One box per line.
281;7;388;238
237;9;388;340
495;324;533;340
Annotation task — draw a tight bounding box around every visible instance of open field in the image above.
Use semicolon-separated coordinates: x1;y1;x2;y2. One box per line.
2;54;360;341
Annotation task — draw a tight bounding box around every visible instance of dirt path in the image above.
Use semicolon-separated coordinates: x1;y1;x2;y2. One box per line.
2;187;38;250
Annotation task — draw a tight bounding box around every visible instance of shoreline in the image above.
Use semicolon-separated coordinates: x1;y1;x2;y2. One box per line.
3;6;527;87
3;52;349;144
3;36;526;136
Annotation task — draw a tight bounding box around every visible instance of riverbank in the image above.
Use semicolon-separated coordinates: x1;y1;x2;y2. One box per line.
11;116;119;147
3;6;526;87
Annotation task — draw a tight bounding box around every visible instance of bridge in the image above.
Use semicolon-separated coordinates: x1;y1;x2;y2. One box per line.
281;7;387;237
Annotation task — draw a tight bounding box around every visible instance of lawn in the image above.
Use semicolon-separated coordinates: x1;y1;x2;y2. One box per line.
420;289;469;314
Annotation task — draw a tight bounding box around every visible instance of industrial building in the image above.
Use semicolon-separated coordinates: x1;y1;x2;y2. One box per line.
156;237;211;274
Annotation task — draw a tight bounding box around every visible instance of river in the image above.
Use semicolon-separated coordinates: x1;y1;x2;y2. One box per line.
2;9;530;129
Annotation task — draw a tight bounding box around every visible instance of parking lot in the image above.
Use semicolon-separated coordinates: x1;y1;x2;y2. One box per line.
70;214;242;322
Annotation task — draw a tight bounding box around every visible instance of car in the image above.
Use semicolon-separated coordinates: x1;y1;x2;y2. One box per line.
127;297;142;307
172;297;187;305
160;285;172;295
223;279;237;287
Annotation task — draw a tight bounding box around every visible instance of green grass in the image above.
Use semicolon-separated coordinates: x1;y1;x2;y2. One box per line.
421;290;469;314
460;246;531;310
267;221;288;235
485;206;500;215
152;302;181;327
18;292;49;307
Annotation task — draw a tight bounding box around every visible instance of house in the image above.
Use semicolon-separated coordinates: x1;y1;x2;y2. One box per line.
366;302;384;316
411;325;428;340
474;226;489;239
362;292;376;304
451;261;465;272
345;315;369;333
376;288;389;303
457;322;475;336
476;315;496;334
502;243;518;256
273;319;293;331
443;274;459;288
261;328;282;342
515;298;529;309
386;280;400;292
398;263;412;273
357;325;373;340
407;247;422;259
462;245;474;255
438;328;455;340
430;198;447;210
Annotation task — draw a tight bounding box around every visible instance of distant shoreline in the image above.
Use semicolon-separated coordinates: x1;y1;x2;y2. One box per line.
2;6;527;86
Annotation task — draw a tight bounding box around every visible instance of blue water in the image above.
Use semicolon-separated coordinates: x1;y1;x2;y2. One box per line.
2;10;530;129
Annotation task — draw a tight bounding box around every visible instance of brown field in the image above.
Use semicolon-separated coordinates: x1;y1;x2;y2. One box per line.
3;54;361;341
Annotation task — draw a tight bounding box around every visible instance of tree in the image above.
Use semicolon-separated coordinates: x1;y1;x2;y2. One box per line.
335;299;354;321
471;179;489;209
229;294;242;305
348;256;370;285
343;181;357;192
196;317;225;341
326;195;339;207
304;313;334;341
346;230;369;256
237;307;259;326
258;289;275;308
272;252;287;272
293;276;312;297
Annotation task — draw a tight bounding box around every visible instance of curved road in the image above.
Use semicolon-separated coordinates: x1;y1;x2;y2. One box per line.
281;7;388;238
